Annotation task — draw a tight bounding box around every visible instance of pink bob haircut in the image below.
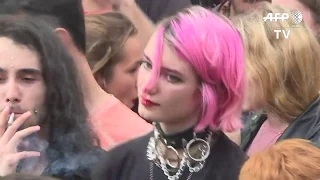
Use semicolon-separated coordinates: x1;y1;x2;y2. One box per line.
143;6;246;132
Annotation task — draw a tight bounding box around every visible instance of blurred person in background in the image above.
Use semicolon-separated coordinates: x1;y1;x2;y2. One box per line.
232;2;320;155
85;13;155;134
191;0;223;9
0;0;152;150
240;0;320;142
272;0;320;40
84;0;158;115
240;139;320;180
215;0;270;17
85;12;141;110
226;0;320;147
82;0;191;23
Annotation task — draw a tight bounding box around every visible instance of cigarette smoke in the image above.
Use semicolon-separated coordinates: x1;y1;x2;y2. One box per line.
16;130;104;179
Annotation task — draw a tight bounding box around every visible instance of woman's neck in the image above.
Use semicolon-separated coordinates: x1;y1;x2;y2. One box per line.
71;52;113;116
159;122;196;135
154;122;212;166
266;113;290;131
158;113;200;135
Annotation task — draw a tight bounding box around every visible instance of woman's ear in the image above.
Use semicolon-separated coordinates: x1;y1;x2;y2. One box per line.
94;73;108;91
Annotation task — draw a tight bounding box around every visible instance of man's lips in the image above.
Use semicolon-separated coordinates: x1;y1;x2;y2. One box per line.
9;111;24;115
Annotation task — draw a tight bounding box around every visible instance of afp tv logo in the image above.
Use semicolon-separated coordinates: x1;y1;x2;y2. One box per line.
263;10;303;39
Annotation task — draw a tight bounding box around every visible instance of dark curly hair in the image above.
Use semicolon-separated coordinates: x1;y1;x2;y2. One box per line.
0;15;101;178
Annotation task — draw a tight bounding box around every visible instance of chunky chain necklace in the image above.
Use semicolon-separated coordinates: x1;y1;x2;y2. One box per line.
146;126;212;180
149;162;193;180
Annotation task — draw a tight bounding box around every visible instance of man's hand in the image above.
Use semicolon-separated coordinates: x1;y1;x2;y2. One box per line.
0;107;40;177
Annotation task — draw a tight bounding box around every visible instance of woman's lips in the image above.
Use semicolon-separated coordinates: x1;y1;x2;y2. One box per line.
140;97;159;107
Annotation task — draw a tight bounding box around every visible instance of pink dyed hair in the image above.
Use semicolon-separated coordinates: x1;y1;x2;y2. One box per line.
143;6;245;132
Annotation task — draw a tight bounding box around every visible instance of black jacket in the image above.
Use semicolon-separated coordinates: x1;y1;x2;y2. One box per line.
241;96;320;151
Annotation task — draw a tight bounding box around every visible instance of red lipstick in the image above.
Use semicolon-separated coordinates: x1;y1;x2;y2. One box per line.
141;97;159;107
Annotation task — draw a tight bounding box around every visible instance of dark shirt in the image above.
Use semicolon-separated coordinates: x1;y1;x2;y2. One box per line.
16;145;105;180
136;0;191;23
93;131;247;180
42;147;105;180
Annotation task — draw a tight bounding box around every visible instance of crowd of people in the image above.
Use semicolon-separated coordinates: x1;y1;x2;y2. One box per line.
0;0;319;179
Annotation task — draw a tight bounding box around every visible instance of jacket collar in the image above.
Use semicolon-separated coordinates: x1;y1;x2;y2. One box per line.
278;95;320;141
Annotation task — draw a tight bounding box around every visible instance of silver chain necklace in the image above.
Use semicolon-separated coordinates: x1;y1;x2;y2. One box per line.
146;129;212;180
149;162;193;180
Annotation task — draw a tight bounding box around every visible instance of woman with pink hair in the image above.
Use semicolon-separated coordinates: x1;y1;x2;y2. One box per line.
93;6;247;180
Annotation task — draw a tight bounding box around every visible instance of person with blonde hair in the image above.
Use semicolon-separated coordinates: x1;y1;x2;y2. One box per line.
85;12;141;109
232;2;320;155
240;139;320;180
85;12;152;150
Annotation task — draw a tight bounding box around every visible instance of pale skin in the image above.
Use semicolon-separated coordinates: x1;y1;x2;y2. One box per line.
82;0;155;109
137;32;211;163
99;36;143;108
0;37;48;176
224;130;241;145
0;107;40;176
138;34;201;134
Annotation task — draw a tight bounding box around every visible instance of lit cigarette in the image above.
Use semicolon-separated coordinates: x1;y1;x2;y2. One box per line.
8;113;14;126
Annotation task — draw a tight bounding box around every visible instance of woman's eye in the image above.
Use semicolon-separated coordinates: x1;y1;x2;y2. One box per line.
141;61;152;70
167;74;182;83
